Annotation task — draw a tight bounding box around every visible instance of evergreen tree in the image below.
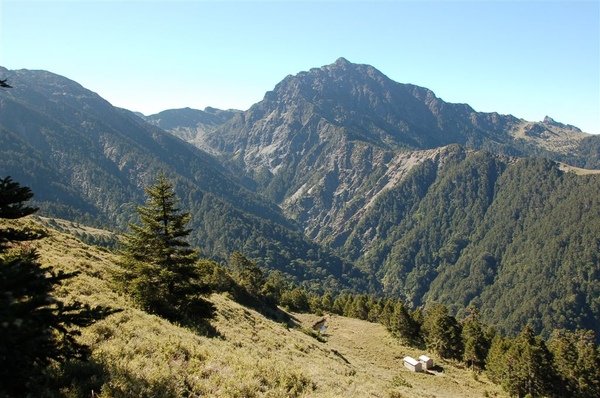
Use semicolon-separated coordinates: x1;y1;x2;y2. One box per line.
320;291;334;312
367;298;383;323
503;325;557;397
229;251;264;296
308;293;323;315
350;294;370;320
260;270;288;304
549;329;600;397
391;300;420;343
0;177;112;396
116;173;211;322
280;287;309;312
332;292;351;315
0;177;40;249
379;298;396;329
461;306;489;370
485;335;511;385
423;303;463;360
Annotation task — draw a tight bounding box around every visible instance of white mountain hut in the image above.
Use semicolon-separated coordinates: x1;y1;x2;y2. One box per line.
403;356;423;372
419;355;433;370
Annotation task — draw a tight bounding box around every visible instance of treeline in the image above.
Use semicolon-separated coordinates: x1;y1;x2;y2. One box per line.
257;283;600;398
4;173;599;397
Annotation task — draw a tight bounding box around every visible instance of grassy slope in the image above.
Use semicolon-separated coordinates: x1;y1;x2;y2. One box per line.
16;216;506;398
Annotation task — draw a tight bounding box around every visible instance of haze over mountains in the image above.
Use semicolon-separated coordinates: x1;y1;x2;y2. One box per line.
1;58;599;337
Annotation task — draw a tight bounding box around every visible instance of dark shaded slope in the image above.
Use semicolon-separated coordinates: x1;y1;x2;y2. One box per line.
0;67;364;289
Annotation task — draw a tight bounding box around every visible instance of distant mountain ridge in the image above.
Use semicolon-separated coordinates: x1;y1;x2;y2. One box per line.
159;58;595;245
0;66;363;290
144;107;240;154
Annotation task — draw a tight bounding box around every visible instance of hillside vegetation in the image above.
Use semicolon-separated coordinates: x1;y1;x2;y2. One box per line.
4;216;507;397
347;150;600;337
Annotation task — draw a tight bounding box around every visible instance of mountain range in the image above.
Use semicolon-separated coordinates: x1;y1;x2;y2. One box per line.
1;58;599;337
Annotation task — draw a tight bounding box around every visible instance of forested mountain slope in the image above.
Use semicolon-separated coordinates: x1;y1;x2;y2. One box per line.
0;66;363;289
350;150;600;337
148;58;599;337
5;215;507;398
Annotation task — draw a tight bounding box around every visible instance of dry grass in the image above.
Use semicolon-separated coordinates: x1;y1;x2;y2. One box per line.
509;120;588;154
3;217;507;397
558;163;600;175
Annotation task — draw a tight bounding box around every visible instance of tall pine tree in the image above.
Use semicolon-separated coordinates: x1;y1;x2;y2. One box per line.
461;306;489;370
503;325;557;397
549;329;600;397
116;173;212;322
423;303;463;360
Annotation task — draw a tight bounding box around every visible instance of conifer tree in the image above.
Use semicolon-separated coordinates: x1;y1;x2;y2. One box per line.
391;300;420;342
367;298;383;323
117;173;211;322
229;251;264;296
423;303;463;360
485;335;511;385
350;294;369;320
461;306;489;370
0;177;112;396
320;291;334;312
260;270;288;304
549;329;600;397
280;287;309;312
502;325;557;397
379;298;396;329
332;292;351;315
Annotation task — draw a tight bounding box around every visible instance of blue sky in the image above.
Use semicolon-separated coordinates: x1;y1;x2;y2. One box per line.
1;1;599;134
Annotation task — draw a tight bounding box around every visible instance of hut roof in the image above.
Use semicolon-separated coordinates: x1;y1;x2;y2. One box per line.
403;356;420;366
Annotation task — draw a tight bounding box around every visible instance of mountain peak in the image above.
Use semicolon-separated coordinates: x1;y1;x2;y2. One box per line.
542;115;581;132
334;57;352;66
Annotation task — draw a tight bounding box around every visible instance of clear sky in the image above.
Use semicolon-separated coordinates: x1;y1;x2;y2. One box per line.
1;0;599;134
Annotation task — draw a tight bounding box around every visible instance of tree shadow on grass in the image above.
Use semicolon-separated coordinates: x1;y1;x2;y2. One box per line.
228;286;300;328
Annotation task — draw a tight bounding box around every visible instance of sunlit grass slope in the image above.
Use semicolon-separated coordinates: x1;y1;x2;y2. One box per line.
13;216;507;397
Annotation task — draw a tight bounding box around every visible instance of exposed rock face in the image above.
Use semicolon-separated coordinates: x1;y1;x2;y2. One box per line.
2;63;599;339
144;107;240;155
166;59;591;245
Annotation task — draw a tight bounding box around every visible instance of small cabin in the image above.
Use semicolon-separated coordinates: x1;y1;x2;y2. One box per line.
403;356;423;372
419;355;433;370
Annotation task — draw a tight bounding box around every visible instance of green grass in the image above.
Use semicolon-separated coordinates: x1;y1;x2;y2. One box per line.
5;216;507;397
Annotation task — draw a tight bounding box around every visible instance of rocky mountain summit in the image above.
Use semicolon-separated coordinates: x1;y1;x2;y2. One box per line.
157;59;592;245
